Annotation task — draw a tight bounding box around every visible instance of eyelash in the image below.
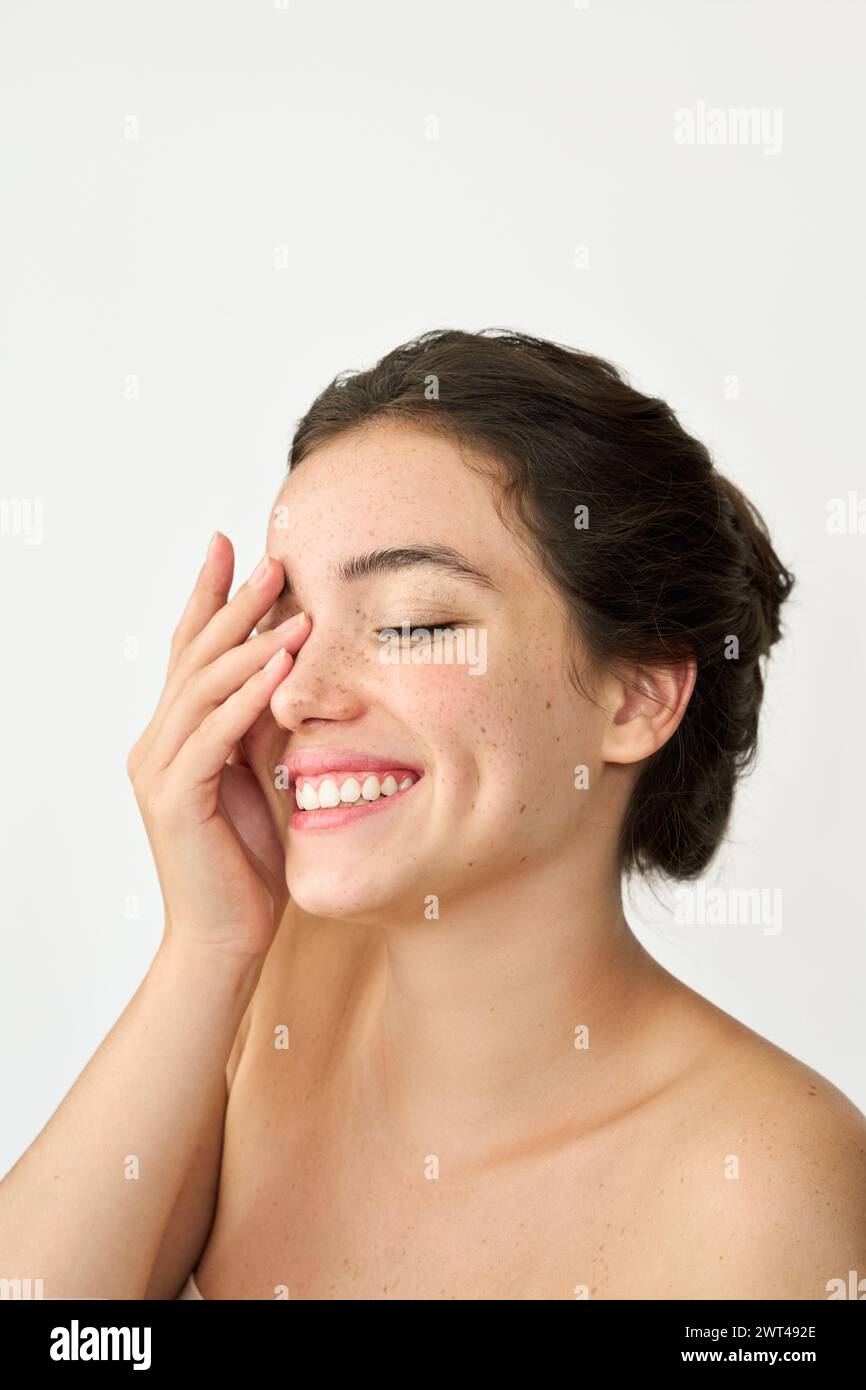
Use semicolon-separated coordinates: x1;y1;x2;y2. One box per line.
376;621;462;636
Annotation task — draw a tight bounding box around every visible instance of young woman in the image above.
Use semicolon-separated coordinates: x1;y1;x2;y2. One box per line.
3;329;864;1300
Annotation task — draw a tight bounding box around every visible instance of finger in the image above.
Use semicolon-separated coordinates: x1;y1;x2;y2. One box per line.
145;549;287;758
227;734;253;768
159;645;296;800
128;547;289;783
163;550;287;705
127;534;235;779
167;532;235;681
143;612;309;775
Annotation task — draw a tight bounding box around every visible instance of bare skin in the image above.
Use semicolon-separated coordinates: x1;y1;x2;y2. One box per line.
194;900;866;1300
3;419;861;1301
187;421;865;1301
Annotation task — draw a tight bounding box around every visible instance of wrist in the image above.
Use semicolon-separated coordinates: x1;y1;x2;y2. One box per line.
155;931;266;994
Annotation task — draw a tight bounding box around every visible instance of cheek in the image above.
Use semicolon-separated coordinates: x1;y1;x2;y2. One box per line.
393;662;542;801
466;643;600;809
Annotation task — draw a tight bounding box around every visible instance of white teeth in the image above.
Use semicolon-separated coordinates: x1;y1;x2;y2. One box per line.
292;769;420;812
317;777;341;808
339;776;362;803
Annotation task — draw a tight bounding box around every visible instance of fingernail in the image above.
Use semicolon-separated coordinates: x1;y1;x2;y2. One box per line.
264;646;287;673
250;554;272;587
208;530;222;557
274;611;307;637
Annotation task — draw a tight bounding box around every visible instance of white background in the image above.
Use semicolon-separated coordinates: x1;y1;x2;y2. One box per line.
2;0;863;1176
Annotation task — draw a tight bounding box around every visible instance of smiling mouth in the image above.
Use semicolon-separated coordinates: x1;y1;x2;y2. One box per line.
289;768;424;832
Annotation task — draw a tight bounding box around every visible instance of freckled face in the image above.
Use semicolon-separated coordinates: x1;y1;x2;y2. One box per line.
242;422;611;920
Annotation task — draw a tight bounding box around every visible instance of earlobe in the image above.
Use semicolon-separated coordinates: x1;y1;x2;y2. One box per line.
601;660;696;766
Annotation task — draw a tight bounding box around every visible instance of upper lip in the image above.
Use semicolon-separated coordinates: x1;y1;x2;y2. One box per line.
278;747;424;788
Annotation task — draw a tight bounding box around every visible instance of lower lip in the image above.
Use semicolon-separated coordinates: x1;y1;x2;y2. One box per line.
288;777;424;833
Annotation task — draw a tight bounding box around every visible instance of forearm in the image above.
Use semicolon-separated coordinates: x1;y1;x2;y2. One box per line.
0;936;263;1299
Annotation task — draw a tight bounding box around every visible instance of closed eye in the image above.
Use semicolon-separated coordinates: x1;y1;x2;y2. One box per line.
377;621;462;636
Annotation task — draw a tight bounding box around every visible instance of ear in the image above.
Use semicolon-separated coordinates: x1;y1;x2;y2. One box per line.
598;659;697;766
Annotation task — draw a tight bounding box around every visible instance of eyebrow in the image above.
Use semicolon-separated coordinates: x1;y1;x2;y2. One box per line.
279;545;500;598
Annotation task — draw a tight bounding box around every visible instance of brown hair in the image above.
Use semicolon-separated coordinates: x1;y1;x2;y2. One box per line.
289;328;795;882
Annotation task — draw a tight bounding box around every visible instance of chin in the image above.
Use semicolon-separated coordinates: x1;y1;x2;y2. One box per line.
285;864;427;924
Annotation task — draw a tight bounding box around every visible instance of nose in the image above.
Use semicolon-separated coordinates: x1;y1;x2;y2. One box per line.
269;621;365;732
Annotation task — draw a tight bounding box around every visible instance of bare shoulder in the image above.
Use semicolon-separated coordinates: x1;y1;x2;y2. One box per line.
654;996;866;1299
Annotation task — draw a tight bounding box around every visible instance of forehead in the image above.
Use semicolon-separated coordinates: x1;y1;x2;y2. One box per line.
267;423;521;576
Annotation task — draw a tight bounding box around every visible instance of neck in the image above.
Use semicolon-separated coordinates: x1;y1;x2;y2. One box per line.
319;856;676;1166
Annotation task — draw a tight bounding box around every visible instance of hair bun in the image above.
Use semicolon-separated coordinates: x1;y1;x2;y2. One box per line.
713;472;795;651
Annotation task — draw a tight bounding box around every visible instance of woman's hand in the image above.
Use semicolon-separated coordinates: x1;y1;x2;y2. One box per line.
126;533;310;961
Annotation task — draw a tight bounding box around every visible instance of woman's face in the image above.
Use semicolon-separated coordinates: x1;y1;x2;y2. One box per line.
244;421;615;920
